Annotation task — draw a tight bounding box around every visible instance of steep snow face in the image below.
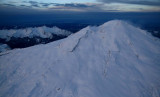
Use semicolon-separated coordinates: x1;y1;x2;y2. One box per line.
0;26;71;40
0;20;160;97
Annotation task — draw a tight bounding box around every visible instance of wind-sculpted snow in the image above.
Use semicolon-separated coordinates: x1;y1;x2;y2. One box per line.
0;20;160;97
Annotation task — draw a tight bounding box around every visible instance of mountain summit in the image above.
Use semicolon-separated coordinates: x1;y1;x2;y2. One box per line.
0;20;160;97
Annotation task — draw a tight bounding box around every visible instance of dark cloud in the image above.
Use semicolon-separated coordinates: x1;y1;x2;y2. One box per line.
23;1;59;7
28;1;40;7
32;4;39;7
52;3;63;6
2;4;16;7
28;1;38;4
63;3;93;8
39;3;94;8
36;2;95;8
0;2;32;8
20;5;31;8
0;5;39;14
48;3;107;12
39;3;51;7
129;1;160;6
97;0;160;6
1;0;159;12
0;1;95;9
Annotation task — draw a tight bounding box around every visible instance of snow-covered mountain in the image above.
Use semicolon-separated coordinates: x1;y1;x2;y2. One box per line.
0;44;11;53
0;26;71;50
0;26;71;39
0;20;160;97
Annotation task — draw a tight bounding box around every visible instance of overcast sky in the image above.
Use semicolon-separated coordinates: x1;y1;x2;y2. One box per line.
0;0;160;12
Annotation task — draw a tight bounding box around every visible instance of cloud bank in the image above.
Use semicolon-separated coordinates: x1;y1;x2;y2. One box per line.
97;0;160;6
0;0;160;12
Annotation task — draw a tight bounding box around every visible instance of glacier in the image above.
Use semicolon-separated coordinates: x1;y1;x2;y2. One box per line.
0;20;160;97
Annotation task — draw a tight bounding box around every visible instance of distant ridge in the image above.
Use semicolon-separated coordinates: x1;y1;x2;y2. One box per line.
0;26;71;50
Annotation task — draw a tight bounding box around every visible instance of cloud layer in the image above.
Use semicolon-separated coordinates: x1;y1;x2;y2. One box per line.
0;0;160;12
97;0;160;6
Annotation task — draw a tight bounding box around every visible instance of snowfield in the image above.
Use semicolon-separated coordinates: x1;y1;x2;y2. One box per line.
0;20;160;97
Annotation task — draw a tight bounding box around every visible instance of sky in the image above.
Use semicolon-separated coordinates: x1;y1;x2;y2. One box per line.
0;0;160;12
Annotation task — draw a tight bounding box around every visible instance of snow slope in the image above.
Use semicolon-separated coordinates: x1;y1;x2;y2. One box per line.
0;20;160;97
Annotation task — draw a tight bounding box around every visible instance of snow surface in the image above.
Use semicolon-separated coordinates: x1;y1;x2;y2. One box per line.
0;20;160;97
0;26;71;40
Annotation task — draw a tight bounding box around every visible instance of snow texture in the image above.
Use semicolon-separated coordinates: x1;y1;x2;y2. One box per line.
0;20;160;97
